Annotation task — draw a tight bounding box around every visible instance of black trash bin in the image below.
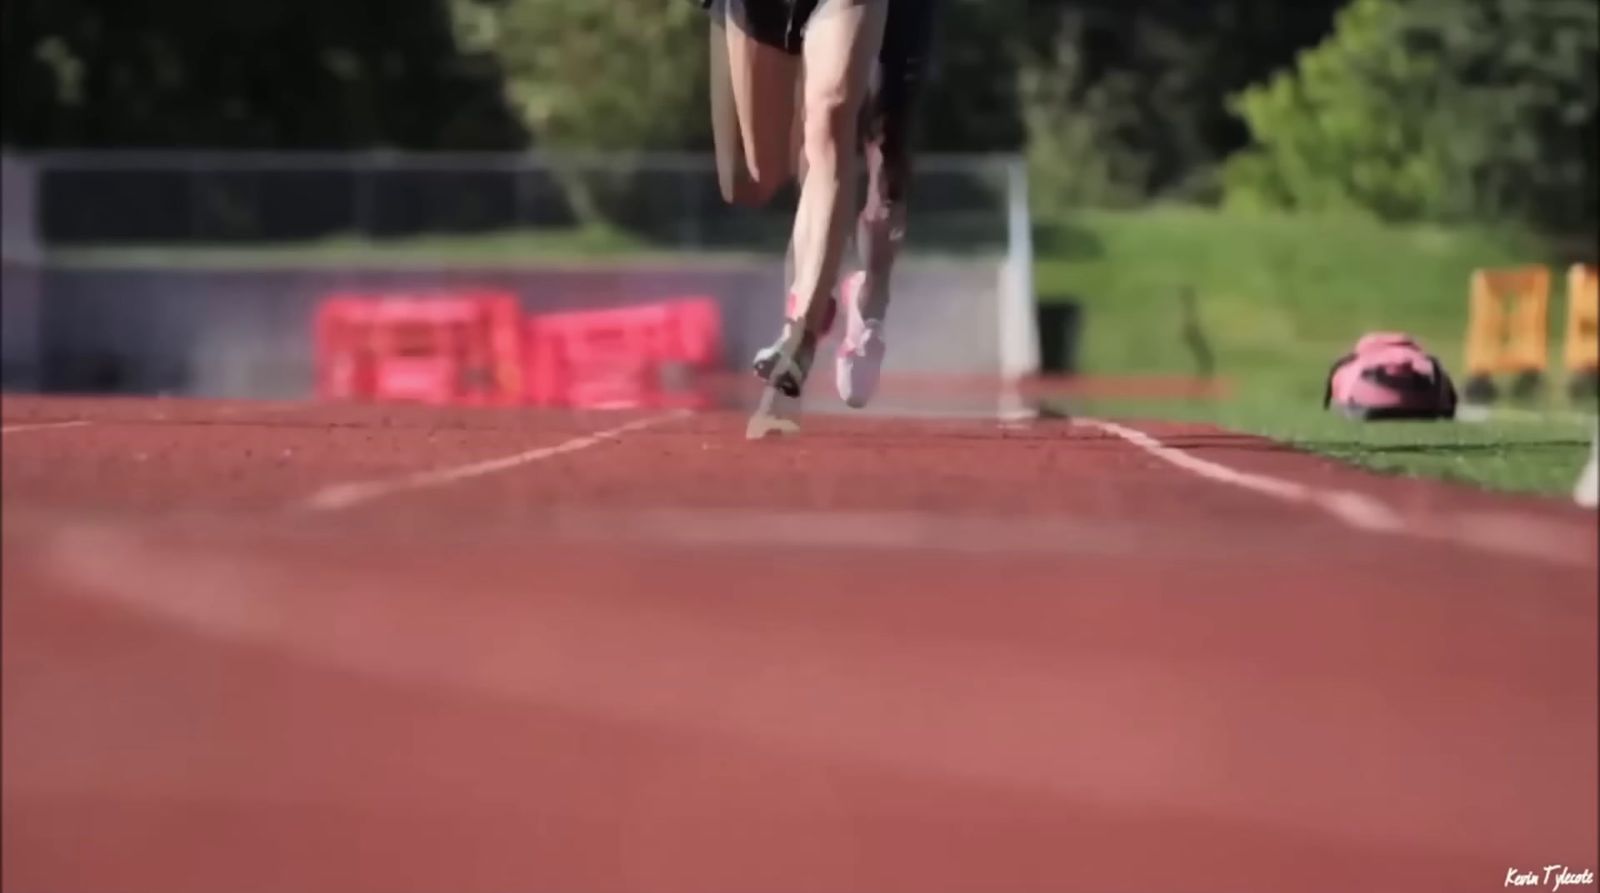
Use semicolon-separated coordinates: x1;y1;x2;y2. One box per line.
1036;300;1083;375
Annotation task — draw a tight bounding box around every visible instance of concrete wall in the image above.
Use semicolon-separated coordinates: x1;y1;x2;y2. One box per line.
2;157;42;389
21;259;1007;414
1;262;43;390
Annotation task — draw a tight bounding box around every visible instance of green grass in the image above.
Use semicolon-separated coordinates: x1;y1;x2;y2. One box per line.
1033;205;1561;403
1063;396;1596;497
1255;413;1593;497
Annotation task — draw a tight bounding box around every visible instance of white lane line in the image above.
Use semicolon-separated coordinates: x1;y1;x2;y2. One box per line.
1078;418;1595;568
301;410;691;512
1;420;91;436
1079;419;1404;532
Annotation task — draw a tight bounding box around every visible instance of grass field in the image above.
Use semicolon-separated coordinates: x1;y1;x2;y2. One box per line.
46;207;1598;498
1033;206;1564;403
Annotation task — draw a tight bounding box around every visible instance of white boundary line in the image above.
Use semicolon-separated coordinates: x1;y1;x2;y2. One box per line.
301;410;690;512
1078;419;1406;532
1;420;91;436
1077;418;1596;567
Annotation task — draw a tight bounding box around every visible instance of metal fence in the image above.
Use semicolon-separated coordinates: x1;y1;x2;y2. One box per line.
15;150;1024;257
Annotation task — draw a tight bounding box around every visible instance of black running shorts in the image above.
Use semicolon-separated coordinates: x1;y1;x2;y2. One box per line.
699;0;813;54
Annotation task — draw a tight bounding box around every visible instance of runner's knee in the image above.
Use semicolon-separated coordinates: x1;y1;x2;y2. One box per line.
862;134;908;213
721;170;786;207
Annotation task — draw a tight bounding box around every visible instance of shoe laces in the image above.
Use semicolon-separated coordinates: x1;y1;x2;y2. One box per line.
844;319;883;356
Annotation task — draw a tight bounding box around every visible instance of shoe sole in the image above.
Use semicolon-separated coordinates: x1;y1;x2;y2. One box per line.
836;340;884;409
753;331;819;398
752;351;804;398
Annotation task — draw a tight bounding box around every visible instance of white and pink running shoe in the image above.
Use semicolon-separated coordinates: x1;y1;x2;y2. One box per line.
835;270;886;409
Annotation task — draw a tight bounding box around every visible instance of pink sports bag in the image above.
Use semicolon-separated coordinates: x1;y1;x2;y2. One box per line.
1324;332;1459;420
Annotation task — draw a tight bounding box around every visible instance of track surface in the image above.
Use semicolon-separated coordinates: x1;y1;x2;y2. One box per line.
3;394;1596;893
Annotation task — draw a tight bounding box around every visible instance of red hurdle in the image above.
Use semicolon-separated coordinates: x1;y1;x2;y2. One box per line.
315;292;723;409
523;297;723;410
314;291;523;405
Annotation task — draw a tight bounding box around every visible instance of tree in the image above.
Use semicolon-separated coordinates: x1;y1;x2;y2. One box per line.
2;0;524;150
1409;0;1599;232
1021;0;1346;205
1021;13;1149;210
451;0;708;151
450;0;710;227
1223;0;1598;232
913;0;1026;153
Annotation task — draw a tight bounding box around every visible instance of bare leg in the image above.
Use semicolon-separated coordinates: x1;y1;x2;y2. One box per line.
786;0;888;333
829;87;902;409
856;0;934;321
708;0;802;207
832;0;934;409
856;99;905;322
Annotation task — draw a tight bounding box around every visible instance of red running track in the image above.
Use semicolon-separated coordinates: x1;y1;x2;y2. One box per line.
2;394;1596;893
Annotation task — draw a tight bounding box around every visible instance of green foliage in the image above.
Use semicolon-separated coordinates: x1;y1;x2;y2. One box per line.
450;0;710;226
5;0;1348;204
1222;0;1458;220
452;0;1025;155
1224;0;1599;232
1021;16;1149;210
913;0;1027;153
1409;0;1599;232
2;0;526;150
1021;0;1348;206
451;0;708;152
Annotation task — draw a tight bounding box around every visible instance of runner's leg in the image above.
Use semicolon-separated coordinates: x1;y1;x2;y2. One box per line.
785;0;888;334
708;0;802;206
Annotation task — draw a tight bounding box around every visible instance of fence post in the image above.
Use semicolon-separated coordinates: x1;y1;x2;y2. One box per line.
999;156;1040;420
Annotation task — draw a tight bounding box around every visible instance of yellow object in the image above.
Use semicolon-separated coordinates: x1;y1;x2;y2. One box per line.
1565;264;1599;374
1465;266;1549;377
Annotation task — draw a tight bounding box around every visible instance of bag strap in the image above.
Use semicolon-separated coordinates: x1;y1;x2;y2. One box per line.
1429;353;1459;414
1323;352;1356;408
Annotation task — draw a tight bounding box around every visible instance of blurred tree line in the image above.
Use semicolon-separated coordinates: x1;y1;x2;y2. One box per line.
2;0;526;149
3;0;1594;234
1223;0;1597;234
